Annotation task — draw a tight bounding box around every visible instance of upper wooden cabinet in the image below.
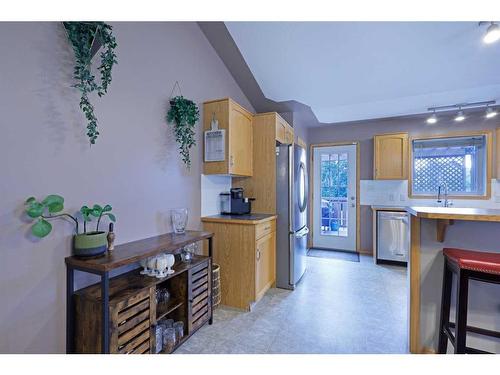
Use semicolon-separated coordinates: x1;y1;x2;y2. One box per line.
233;112;294;214
373;132;409;180
274;113;294;145
203;98;253;176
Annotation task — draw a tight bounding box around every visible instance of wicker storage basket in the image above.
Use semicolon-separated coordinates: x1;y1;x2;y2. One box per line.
212;263;221;308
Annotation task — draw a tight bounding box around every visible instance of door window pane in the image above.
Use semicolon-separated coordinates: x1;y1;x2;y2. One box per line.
412;135;487;196
320;152;348;237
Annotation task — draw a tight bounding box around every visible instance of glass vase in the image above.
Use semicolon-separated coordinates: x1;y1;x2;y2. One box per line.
171;208;188;234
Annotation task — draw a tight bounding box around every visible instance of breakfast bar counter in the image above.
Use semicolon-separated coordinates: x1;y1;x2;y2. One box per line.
405;206;500;354
406;206;500;222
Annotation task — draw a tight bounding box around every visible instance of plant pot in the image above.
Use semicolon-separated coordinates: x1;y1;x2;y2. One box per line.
73;231;108;257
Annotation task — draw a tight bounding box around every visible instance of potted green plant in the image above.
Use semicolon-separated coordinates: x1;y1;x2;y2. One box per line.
25;195;116;257
166;96;200;168
63;22;117;145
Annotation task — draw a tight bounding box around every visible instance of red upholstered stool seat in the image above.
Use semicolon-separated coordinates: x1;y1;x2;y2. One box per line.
439;247;500;354
443;248;500;275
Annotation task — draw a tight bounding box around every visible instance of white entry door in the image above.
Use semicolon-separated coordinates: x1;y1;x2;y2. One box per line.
312;144;357;251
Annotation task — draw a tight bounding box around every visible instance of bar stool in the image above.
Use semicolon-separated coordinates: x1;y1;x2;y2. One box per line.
438;248;500;354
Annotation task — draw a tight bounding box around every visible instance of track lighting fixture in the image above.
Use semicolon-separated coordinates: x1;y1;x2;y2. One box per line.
486;107;498;119
426;111;438;124
481;22;500;44
426;100;496;124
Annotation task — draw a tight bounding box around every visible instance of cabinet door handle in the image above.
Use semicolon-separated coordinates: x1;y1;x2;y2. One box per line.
230;155;234;166
256;249;261;260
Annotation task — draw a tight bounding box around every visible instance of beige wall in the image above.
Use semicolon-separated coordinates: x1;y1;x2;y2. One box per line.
0;22;253;353
307;110;500;253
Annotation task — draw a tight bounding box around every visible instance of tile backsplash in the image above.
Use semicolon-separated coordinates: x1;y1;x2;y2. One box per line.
201;174;231;216
360;179;500;208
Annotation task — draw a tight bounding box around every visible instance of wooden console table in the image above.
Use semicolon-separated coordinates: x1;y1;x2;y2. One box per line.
65;230;214;354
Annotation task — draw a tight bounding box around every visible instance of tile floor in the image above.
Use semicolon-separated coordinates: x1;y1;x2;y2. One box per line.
175;254;408;354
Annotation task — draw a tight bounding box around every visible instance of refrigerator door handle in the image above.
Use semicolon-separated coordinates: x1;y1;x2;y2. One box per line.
295;226;309;238
288;144;294;233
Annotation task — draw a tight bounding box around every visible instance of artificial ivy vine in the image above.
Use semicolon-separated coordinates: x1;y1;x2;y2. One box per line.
64;22;117;144
166;96;200;168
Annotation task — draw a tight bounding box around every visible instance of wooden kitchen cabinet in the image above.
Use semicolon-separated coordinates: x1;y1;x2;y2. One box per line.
373;132;408;180
274;113;294;145
203;98;253;176
255;231;276;301
201;215;277;310
233;112;295;214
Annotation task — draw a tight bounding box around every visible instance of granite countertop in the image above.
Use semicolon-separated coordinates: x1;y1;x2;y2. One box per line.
405;206;500;222
201;213;277;225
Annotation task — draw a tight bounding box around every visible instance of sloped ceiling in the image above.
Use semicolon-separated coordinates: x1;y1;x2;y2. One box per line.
225;22;500;125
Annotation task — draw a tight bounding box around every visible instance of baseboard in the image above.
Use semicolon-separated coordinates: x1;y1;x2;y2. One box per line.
358;248;373;256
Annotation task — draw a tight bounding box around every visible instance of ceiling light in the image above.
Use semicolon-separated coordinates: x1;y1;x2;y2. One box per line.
483;22;500;44
426;112;438;124
454;110;466;122
486;107;498;119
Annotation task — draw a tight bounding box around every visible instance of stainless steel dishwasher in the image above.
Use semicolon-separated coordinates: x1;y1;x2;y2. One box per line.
377;211;409;264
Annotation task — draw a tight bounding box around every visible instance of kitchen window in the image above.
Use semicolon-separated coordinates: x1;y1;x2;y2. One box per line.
410;133;491;198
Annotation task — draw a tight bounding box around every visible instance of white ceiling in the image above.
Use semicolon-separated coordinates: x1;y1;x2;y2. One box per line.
226;22;500;124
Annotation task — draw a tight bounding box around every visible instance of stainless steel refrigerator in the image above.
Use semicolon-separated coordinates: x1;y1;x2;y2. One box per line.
276;143;309;290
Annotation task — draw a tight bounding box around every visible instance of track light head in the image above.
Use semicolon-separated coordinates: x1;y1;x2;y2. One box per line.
483;22;500;44
454;110;466;122
426;112;438;124
486;107;498;119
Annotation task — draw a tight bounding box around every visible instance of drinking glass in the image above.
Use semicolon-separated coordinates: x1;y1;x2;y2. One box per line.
171;208;188;234
165;253;175;275
146;257;157;277
173;321;184;343
181;244;193;263
140;258;149;275
155;254;168;278
155;325;163;353
163;327;176;353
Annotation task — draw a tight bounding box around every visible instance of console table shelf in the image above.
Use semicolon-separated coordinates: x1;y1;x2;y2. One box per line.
65;230;214;354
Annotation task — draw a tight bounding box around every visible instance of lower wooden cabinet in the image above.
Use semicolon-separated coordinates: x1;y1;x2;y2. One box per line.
73;256;211;354
255;231;276;301
201;216;277;310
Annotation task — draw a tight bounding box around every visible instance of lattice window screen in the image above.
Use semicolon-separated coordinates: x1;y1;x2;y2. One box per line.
413;156;465;193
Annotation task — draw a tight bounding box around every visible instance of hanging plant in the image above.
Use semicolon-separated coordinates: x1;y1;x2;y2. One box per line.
63;22;117;144
166;96;200;168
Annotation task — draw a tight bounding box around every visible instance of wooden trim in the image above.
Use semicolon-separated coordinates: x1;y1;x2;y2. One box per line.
297;136;307;149
496;127;500;179
201;215;277;225
408;130;493;200
421;347;436;354
309;142;360;252
409;215;421;354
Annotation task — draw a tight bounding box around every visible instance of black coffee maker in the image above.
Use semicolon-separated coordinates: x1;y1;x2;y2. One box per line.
220;188;254;215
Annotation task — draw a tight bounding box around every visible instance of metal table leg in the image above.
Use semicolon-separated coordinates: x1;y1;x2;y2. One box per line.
66;266;75;354
101;271;110;353
208;237;213;325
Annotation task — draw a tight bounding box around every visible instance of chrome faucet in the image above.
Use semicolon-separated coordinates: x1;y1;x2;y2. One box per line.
437;183;452;207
